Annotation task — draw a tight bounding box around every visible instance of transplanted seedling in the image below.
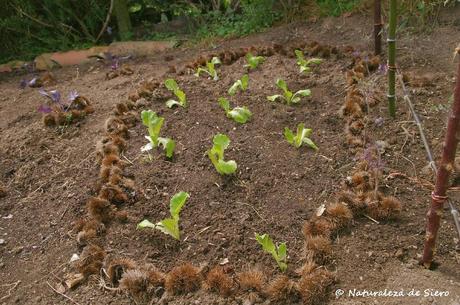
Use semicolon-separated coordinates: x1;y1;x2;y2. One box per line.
295;50;322;74
255;233;287;272
137;191;190;240
267;79;311;105
207;133;237;175
164;78;187;108
141;110;176;158
244;53;265;70
195;57;221;81
228;74;249;96
284;123;318;150
218;97;252;124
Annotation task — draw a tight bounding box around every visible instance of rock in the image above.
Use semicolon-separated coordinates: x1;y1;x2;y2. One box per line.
0;239;5;245
136;98;148;108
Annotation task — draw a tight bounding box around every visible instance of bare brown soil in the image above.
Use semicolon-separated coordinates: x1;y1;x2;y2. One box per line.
1;8;460;305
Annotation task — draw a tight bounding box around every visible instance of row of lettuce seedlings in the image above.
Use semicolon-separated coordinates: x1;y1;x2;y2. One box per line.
68;41;398;304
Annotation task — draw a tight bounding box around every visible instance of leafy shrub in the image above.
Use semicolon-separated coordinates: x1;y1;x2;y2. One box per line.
255;233;287;272
267;79;311;105
228;74;249;95
218;97;252;124
141;110;175;158
207;133;237;175
165;79;187;108
284;123;319;150
137;191;190;240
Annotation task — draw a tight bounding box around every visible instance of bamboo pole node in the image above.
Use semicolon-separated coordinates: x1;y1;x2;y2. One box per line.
431;192;448;204
387;94;396;98
387;38;396;43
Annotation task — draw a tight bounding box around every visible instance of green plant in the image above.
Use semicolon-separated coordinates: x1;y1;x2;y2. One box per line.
295;50;322;74
218;97;252;124
207;133;237;175
228;74;249;95
284;123;319;150
137;191;190;240
255;233;287;272
267;79;311;105
244;53;265;70
316;0;361;17
164;79;187;108
141;110;176;158
195;57;222;81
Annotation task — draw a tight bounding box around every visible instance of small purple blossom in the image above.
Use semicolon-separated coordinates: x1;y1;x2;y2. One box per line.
39;88;61;103
68;90;79;102
352;50;361;57
19;79;27;89
378;63;388;74
111;59;120;70
107;26;113;35
362;143;386;171
38;105;52;113
374;117;384;127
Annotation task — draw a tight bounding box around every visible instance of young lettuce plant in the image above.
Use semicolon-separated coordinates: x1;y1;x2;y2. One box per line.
164;79;187;108
295;50;322;74
218;97;252;124
137;191;190;240
284;123;319;150
195;57;221;81
244;53;265;70
207;133;237;175
228;74;249;96
267;79;311;105
255;233;287;272
141;110;176;158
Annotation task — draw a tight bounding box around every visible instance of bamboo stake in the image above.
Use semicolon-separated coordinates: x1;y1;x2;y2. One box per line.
374;0;382;55
397;74;460;260
387;0;397;117
421;55;460;268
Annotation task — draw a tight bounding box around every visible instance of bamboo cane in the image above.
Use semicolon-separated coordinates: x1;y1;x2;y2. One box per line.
421;55;460;268
387;0;397;117
374;0;382;55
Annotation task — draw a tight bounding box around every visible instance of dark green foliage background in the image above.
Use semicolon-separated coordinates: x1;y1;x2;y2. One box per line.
0;0;452;64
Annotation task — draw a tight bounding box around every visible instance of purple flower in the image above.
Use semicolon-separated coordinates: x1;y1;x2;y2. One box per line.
374;117;384;127
68;90;79;102
19;79;27;89
39;88;61;103
352;50;361;57
107;26;113;35
111;59;119;70
38;105;52;113
378;63;388;75
28;77;38;87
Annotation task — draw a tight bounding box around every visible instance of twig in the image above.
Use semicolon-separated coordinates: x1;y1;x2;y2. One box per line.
363;214;380;224
47;281;81;305
0;280;21;301
95;0;114;43
237;201;265;221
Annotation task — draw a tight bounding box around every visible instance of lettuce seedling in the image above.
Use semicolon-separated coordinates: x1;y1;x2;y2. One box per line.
218;98;252;124
284;123;319;150
295;50;322;74
137;191;190;240
164;79;187;108
267;79;311;105
207;133;237;175
244;53;265;70
255;233;287;272
228;74;249;96
141;110;176;158
195;57;221;81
